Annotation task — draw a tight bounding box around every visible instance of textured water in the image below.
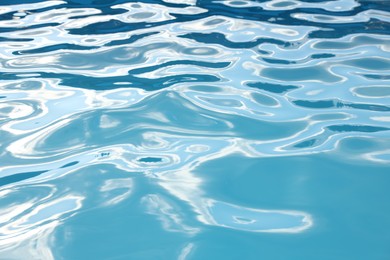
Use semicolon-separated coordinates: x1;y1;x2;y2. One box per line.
0;0;390;259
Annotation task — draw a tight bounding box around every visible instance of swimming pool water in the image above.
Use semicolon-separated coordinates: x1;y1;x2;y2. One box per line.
0;0;389;259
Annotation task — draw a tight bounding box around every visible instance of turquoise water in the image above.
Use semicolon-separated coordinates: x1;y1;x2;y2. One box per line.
0;0;390;259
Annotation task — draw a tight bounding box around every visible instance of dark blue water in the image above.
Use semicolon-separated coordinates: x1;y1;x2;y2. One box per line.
0;0;390;259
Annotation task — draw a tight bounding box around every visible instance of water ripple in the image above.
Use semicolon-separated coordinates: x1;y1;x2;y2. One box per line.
1;0;390;258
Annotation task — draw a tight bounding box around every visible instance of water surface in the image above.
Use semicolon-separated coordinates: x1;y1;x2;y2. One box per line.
0;0;390;259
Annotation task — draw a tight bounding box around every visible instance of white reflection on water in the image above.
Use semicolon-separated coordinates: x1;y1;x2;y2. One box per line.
141;194;200;235
178;242;195;260
259;0;360;12
0;192;83;260
100;178;133;206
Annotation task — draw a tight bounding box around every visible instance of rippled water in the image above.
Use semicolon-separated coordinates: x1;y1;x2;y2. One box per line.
1;0;390;259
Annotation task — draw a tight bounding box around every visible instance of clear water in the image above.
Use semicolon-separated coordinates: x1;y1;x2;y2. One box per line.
0;0;389;259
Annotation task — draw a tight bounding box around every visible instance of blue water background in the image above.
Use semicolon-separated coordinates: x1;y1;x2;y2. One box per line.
0;0;390;259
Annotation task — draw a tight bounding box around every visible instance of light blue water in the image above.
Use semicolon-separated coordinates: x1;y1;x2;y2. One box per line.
0;0;390;259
